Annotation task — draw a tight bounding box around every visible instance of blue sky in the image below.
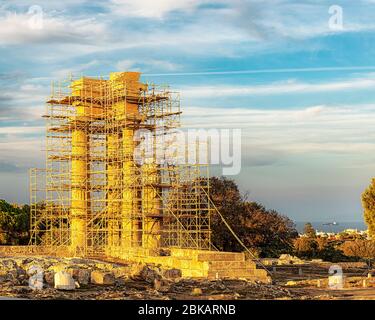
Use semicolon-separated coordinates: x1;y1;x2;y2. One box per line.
1;0;375;223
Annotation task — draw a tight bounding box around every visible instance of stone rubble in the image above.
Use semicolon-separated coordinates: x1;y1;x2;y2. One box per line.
277;254;305;265
90;271;115;285
0;255;353;300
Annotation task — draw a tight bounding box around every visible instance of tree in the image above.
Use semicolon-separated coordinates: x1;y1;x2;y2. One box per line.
293;237;318;258
0;199;30;245
316;237;328;251
303;222;316;238
341;239;375;267
294;236;350;262
314;237;347;262
209;177;246;252
362;178;375;238
209;176;298;257
241;202;298;256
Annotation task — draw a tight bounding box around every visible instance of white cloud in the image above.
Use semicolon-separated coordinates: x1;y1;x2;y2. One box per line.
107;0;375;39
116;58;181;72
226;1;375;41
109;0;202;18
0;126;44;134
0;11;108;45
0;137;44;169
181;76;375;98
116;59;137;71
182;104;375;158
53;60;103;79
0;82;47;121
294;105;326;120
143;66;375;77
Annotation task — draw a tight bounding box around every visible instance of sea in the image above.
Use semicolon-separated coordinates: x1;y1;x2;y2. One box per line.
294;221;366;234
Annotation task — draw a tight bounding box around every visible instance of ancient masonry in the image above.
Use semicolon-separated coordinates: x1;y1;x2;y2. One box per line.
23;71;270;282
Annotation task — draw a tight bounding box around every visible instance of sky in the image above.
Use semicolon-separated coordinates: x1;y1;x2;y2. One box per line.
1;0;375;223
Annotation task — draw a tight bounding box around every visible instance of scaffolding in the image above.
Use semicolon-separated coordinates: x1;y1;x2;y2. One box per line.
29;72;212;257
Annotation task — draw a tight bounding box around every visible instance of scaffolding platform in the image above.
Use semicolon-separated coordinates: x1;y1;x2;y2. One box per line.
25;71;270;282
30;71;211;257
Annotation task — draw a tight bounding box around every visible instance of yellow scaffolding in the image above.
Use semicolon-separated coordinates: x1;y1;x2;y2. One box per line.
29;72;212;257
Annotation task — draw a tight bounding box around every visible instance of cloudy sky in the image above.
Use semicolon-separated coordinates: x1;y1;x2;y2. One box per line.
1;0;375;223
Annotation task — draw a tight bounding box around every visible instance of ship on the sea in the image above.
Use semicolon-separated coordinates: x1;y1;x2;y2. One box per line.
322;221;338;226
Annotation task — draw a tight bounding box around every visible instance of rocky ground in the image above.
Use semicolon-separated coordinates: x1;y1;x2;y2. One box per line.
0;256;298;300
267;258;375;300
0;256;374;300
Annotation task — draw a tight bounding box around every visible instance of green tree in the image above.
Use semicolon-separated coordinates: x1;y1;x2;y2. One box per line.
209;177;298;257
303;222;316;238
362;179;375;238
0;200;30;245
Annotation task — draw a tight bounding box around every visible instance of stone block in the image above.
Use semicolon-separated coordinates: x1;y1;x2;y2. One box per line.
68;268;91;285
191;287;203;296
154;278;170;292
162;268;182;280
90;270;115;285
44;270;55;286
54;271;75;290
112;266;131;279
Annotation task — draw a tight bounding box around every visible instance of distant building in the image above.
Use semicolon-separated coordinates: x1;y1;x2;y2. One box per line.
316;231;335;238
343;228;360;234
299;228;369;240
